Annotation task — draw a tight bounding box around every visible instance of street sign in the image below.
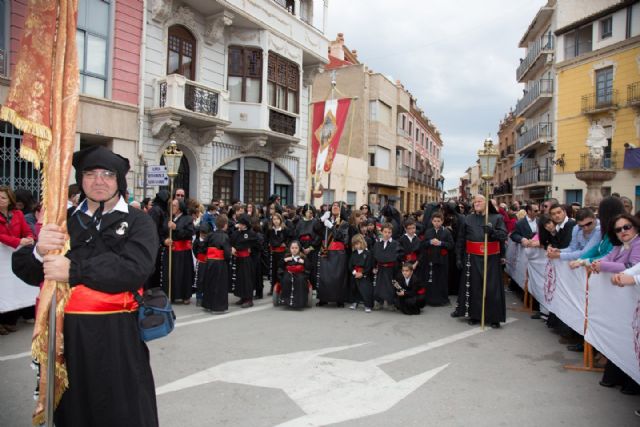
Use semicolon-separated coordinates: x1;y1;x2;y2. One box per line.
146;165;168;186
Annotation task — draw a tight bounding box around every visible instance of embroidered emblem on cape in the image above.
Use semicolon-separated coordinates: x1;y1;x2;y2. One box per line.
115;221;128;236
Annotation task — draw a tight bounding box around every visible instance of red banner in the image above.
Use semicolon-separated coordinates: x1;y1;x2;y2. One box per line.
310;98;351;174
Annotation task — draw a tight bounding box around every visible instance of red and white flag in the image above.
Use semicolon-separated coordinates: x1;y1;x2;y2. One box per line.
310;98;351;175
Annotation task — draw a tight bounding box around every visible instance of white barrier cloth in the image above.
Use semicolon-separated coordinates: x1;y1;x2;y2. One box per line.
547;260;588;336
0;244;39;313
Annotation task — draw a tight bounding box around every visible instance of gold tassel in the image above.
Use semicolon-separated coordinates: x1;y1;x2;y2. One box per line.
0;106;52;142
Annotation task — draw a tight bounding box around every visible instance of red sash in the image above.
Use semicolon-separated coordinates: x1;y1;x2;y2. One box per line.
299;235;312;242
173;240;192;251
286;265;305;274
354;266;364;273
64;285;140;314
328;241;345;251
235;249;250;258
404;252;418;262
465;241;500;256
270;245;286;253
417;288;426;295
207;247;225;260
378;261;396;268
196;253;207;263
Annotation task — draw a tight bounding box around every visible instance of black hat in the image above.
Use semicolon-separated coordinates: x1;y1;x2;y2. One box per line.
72;146;129;196
237;213;251;227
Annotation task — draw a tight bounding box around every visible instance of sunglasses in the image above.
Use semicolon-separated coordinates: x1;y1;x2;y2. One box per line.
614;223;634;233
578;221;593;228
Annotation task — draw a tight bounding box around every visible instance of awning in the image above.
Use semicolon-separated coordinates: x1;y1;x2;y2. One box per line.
623;147;640;169
512;154;527;169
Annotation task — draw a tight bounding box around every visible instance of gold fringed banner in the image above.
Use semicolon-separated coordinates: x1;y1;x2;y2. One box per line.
1;0;79;425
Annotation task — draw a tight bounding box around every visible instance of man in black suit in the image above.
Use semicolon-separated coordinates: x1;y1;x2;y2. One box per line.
546;203;576;250
510;202;540;248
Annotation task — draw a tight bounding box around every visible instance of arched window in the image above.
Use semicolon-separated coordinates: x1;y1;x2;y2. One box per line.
167;25;196;80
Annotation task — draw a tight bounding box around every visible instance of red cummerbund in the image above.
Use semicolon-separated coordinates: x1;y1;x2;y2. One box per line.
207;247;225;260
466;241;500;256
65;285;139;314
270;245;286;253
235;249;250;258
378;262;396;268
173;240;192;251
328;241;345;251
354;266;364;273
299;235;312;242
404;252;418;262
417;288;426;295
196;253;207;263
286;265;305;274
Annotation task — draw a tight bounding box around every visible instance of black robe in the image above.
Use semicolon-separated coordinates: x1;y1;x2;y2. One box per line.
372;239;403;304
395;272;426;315
252;231;265;298
423;226;454;306
267;227;288;290
230;228;259;300
163;214;194;302
12;203;159;427
398;233;423;280
316;217;350;304
193;236;208;298
443;211;463;295
295;218;321;289
348;249;375;308
145;204;168;289
276;256;308;309
203;230;231;312
455;212;508;324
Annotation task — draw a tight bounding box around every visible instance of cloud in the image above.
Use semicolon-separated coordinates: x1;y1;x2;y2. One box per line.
326;0;544;189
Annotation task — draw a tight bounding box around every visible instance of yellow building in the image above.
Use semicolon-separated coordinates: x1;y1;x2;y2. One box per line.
554;1;640;206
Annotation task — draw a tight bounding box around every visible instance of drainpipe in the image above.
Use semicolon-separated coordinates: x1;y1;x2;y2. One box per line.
137;0;148;198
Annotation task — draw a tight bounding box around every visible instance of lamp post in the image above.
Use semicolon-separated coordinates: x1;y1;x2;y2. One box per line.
477;137;499;330
162;140;183;302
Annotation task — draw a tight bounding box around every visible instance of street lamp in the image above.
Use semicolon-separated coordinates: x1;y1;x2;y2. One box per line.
477;137;499;330
162;140;183;302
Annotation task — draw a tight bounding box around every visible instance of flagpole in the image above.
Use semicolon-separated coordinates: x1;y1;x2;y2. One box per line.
341;97;358;202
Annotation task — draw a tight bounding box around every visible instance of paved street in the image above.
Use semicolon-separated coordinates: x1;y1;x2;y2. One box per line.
1;289;638;427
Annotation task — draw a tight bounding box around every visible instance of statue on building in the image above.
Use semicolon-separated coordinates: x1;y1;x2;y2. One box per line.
585;122;608;160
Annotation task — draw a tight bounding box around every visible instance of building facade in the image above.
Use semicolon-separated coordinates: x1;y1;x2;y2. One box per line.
1;0;144;198
553;0;640;206
142;0;328;205
492;110;519;205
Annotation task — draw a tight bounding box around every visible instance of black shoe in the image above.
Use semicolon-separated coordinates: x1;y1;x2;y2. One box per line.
234;299;244;306
567;343;584;352
621;387;640;395
336;302;345;308
467;319;479;326
531;312;542;320
254;295;263;300
450;311;462;318
316;301;327;307
599;380;615;388
490;323;501;329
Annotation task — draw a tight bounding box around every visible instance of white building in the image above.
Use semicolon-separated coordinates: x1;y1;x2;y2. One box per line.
142;0;329;205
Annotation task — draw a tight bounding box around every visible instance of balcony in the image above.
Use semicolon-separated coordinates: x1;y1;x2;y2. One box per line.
493;180;513;196
581;89;619;115
627;82;640;109
515;167;551;188
516;34;554;83
516;122;552;153
396;167;409;187
408;168;428;185
579;152;617;171
506;145;515;157
515;78;553;117
150;74;230;140
268;108;296;136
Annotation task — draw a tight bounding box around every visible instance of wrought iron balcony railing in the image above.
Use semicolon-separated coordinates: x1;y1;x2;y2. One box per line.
515;167;551;187
515;78;553;117
579;152;617;171
158;75;221;118
269;108;297;136
627;82;640;107
516;34;554;82
581;89;619;114
517;122;552;152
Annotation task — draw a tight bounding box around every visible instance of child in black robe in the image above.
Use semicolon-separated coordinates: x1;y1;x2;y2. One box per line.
230;214;259;308
295;204;321;290
203;215;231;313
398;218;422;281
372;222;403;310
423;212;454;306
348;234;375;312
394;263;426;315
275;240;309;309
192;223;210;307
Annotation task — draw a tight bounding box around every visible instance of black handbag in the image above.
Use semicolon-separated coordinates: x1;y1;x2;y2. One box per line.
132;288;176;342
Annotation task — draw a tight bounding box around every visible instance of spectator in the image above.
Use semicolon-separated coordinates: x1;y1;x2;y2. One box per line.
540;204;575;250
511;202;539;247
548;208;600;261
14;189;38;235
591;214;640;274
620;196;633;214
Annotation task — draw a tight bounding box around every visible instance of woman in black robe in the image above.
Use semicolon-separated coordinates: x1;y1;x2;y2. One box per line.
203;215;231;313
275;241;309;309
230;214;259;308
295;204;321;289
164;199;194;304
316;202;350;306
423;212;454;306
348;234;375;312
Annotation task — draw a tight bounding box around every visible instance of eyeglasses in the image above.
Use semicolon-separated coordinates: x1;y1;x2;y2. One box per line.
531;209;540;213
614;223;634;233
175;194;185;198
578;221;593;228
82;170;116;181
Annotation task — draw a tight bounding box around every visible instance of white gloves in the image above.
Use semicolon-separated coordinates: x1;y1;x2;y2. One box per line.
321;211;331;222
324;219;333;229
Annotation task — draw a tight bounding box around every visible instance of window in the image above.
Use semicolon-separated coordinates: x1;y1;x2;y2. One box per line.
77;0;111;97
595;66;613;106
228;46;262;103
0;0;6;76
167;25;196;80
601;16;612;39
565;190;583;205
369;153;375;167
370;100;391;127
374;146;390;169
408;121;413;135
347;191;357;206
267;51;299;113
322;189;335;205
415;128;419;142
564;25;592;59
401;115;406;130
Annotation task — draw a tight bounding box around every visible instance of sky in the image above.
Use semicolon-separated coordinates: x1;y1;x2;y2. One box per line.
325;0;544;190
